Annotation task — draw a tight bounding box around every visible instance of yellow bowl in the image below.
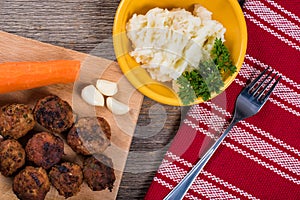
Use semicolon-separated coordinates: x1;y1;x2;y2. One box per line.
113;0;247;106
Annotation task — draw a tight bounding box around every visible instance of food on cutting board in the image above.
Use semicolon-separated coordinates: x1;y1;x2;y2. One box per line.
25;132;64;170
83;155;116;192
126;4;236;104
67;117;111;156
96;79;118;96
49;162;83;198
0;139;26;177
81;85;105;106
0;93;116;199
81;79;130;115
33;95;74;133
13;166;50;200
0;60;80;94
0;104;35;139
106;97;130;115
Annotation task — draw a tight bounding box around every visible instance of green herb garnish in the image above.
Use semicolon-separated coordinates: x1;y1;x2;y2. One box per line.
212;38;237;76
177;38;236;105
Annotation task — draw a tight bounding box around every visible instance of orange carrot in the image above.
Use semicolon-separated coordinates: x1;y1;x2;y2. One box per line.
0;60;80;94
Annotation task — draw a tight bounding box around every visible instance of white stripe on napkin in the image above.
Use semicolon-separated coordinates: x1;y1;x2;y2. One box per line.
204;101;300;157
184;119;300;185
264;0;300;23
238;63;300;109
243;13;300;51
158;159;239;199
245;55;300;90
246;0;300;42
165;152;259;200
188;105;300;175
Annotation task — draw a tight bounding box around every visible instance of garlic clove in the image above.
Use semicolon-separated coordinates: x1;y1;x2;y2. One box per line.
96;79;118;96
81;85;105;106
106;97;129;115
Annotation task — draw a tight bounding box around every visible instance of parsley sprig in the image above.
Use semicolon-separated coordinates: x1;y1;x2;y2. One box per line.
177;38;237;105
212;38;237;77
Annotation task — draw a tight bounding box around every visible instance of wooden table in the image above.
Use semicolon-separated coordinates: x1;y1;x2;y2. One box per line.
0;1;184;199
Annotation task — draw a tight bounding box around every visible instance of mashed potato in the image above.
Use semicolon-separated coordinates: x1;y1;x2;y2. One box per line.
126;4;226;82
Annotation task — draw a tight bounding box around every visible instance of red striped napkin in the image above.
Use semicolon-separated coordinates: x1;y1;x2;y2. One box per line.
145;0;300;199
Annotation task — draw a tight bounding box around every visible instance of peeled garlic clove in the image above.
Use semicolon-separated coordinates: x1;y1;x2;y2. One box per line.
81;85;105;106
96;79;118;96
106;97;129;115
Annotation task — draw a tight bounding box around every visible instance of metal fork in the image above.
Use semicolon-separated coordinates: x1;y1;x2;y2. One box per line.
164;67;281;200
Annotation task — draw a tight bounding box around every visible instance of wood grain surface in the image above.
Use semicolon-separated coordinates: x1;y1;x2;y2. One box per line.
0;0;184;199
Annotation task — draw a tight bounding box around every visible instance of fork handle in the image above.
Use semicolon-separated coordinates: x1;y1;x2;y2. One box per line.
163;119;238;200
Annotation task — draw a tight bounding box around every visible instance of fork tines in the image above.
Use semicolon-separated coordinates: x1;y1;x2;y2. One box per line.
247;67;281;102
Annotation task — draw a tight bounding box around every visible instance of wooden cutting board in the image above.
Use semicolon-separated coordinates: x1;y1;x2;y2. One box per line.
0;31;144;200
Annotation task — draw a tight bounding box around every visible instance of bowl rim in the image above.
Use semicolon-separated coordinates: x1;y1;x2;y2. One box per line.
113;0;248;106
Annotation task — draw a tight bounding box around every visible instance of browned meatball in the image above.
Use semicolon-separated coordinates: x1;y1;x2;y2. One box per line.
33;95;74;133
13;166;50;200
0;139;25;176
83;155;115;192
49;162;83;198
25;132;64;169
67;117;111;156
0;104;35;139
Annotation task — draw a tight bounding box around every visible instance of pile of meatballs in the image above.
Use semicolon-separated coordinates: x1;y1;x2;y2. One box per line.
0;95;115;200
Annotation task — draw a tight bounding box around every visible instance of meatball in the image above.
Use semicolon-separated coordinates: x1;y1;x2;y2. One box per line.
25;132;64;169
49;162;83;198
0;139;25;176
33;95;74;133
13;166;50;200
0;104;35;139
67;117;111;156
83;155;115;192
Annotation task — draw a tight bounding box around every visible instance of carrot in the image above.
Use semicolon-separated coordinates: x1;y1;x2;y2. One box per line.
0;60;80;94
